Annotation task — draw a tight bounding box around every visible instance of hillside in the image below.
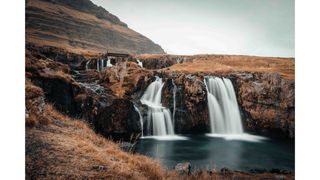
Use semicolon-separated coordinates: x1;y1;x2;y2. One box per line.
26;0;165;54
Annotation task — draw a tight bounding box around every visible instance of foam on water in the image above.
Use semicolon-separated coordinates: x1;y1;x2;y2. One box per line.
140;135;188;141
206;133;267;143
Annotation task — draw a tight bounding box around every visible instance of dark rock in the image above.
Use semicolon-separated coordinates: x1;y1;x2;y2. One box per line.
249;168;267;173
269;168;281;174
175;162;191;175
93;99;141;141
220;167;230;173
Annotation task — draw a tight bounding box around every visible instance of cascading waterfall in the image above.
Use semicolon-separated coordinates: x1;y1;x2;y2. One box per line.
136;59;143;68
96;59;104;72
134;105;144;137
140;77;174;136
96;59;99;71
107;57;113;67
86;60;91;70
172;79;177;126
101;59;104;70
204;77;244;134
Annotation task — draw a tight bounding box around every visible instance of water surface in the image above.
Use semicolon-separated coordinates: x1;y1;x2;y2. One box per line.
135;135;294;171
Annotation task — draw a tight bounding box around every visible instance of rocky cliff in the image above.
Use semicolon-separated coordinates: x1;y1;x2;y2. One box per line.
26;44;294;139
26;0;165;54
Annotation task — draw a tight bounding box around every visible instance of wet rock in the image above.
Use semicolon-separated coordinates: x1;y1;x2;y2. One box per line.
220;167;230;173
161;73;209;134
175;162;191;175
269;168;281;173
93;99;141;141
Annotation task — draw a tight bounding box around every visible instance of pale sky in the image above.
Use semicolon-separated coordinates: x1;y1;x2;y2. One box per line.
91;0;294;57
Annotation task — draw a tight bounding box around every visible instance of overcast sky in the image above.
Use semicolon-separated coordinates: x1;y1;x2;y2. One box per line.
92;0;294;57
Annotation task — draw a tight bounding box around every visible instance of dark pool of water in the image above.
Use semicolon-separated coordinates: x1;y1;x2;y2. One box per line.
135;135;294;171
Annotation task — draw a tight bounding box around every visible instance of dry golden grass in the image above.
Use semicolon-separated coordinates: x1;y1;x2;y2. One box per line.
25;81;50;127
169;55;294;80
26;103;170;179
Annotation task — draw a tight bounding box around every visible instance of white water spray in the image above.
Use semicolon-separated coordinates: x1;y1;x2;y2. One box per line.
204;77;243;134
107;57;113;67
140;77;174;136
96;59;99;71
101;59;104;70
172;79;177;126
136;59;143;68
86;60;91;70
134;105;144;137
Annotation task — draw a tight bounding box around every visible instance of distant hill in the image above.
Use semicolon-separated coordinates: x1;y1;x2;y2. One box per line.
26;0;165;54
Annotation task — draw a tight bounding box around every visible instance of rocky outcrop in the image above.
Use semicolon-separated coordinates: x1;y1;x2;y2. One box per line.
175;162;191;175
96;59;294;138
26;0;165;54
26;47;142;140
161;73;210;134
234;73;295;138
136;55;193;69
26;44;87;66
93;98;141;140
26;44;294;139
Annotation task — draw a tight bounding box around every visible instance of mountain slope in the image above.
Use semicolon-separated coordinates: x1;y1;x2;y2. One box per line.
26;0;165;54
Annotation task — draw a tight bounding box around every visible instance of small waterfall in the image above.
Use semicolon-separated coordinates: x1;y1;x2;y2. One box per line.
204;77;243;134
172;79;177;126
85;60;91;70
134;105;144;137
96;59;104;72
140;77;174;136
101;59;104;70
107;57;113;67
96;59;99;71
136;59;143;68
176;57;182;64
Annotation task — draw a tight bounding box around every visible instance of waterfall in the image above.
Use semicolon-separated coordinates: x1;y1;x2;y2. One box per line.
204;77;243;134
140;77;175;136
85;60;91;70
176;57;182;64
107;57;113;67
96;59;99;71
134;105;144;137
172;79;177;126
136;59;143;68
101;59;104;70
96;59;104;72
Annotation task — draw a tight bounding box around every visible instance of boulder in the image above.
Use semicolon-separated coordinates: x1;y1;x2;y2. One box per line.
175;162;191;175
